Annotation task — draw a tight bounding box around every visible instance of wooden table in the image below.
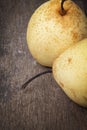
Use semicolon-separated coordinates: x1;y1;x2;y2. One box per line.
0;0;87;130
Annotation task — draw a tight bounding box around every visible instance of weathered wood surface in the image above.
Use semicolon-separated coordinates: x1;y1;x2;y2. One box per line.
0;0;87;130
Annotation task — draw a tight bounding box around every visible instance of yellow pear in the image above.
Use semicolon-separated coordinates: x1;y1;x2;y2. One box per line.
27;0;87;67
53;38;87;107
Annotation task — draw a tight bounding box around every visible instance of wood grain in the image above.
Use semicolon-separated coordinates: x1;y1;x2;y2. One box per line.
0;0;87;130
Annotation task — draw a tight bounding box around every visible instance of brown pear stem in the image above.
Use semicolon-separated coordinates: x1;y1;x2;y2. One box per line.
60;0;66;15
61;0;65;11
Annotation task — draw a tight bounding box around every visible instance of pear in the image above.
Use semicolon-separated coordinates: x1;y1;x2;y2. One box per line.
27;0;87;67
53;38;87;107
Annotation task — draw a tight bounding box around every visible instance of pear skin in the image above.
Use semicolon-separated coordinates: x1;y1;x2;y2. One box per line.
53;38;87;107
27;0;87;67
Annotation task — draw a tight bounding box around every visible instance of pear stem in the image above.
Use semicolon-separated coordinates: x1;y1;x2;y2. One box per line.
60;0;66;15
21;70;52;89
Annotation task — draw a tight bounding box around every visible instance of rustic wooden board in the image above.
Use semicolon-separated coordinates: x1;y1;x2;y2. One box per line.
0;0;87;130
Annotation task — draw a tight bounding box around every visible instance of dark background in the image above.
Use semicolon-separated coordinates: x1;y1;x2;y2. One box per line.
0;0;87;130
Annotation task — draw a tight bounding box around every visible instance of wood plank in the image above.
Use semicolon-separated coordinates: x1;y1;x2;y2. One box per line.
0;0;87;130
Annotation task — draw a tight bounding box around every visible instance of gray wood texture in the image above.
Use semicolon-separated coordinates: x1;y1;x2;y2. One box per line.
0;0;87;130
